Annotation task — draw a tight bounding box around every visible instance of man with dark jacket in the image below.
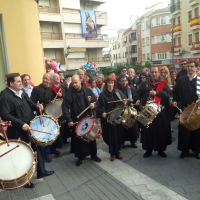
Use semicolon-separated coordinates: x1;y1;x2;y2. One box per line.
176;60;187;81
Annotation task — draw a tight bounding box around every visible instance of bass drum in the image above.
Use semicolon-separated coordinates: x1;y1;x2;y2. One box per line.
0;140;36;190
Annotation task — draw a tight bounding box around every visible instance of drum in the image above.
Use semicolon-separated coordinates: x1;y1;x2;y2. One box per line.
137;100;164;128
45;99;63;120
75;116;101;143
179;103;200;131
0;140;36;190
107;104;128;125
122;107;137;129
29;115;60;146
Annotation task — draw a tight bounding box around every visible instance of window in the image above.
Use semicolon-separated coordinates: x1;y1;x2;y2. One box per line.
188;34;192;45
142;22;145;30
178;37;181;46
147;53;150;60
161;16;166;24
114;54;115;59
195;7;199;17
143;54;145;60
118;53;120;58
177;16;181;24
188;11;192;21
152;36;155;44
195;32;199;42
146;21;149;29
156;17;160;25
142;38;145;46
172;18;175;26
157;53;167;60
172;38;176;46
146;37;149;46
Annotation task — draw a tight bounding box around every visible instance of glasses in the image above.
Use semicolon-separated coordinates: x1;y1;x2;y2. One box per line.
122;70;127;72
141;77;146;79
181;63;187;65
120;80;128;82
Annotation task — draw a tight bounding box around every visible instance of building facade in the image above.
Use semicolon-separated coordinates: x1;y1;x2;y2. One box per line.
171;0;200;65
38;0;109;69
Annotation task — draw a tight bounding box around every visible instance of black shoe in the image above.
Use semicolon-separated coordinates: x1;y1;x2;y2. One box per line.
76;159;84;166
51;150;61;155
24;182;35;188
45;155;52;163
143;151;152;158
195;153;200;159
180;152;188;159
158;151;167;158
37;170;54;179
91;156;101;162
131;143;138;148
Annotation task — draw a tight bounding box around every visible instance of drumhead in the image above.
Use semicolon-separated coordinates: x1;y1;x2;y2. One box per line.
0;140;33;180
76;116;94;136
45;99;63;119
109;104;125;121
180;103;198;123
30;116;59;143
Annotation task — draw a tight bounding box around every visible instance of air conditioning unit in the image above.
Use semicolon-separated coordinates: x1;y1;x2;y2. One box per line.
86;0;91;6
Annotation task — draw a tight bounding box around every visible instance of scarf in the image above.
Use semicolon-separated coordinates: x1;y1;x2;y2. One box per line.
52;83;62;94
197;76;200;98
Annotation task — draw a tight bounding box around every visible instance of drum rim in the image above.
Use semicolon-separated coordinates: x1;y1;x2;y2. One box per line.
29;115;60;145
75;115;94;137
108;104;127;122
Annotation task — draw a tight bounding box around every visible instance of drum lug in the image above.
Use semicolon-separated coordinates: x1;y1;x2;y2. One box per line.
18;138;21;141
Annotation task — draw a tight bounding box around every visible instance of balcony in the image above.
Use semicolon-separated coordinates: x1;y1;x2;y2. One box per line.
95;11;108;26
173;45;182;55
189;0;200;6
190;17;200;30
173;24;182;36
65;33;109;48
68;57;110;69
170;2;181;15
41;32;64;48
38;7;61;22
129;37;137;43
190;42;200;53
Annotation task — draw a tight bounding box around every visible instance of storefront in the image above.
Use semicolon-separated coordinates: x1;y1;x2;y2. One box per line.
152;59;173;68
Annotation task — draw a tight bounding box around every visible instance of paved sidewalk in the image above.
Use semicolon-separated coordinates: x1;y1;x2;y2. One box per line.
0;119;200;200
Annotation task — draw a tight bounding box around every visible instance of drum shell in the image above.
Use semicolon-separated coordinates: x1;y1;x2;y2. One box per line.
0;140;36;190
179;103;200;131
122;107;137;129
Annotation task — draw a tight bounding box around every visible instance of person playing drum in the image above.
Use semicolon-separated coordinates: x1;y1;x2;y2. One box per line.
136;66;172;158
97;75;127;161
0;73;54;188
172;60;200;159
118;75;140;148
62;75;101;166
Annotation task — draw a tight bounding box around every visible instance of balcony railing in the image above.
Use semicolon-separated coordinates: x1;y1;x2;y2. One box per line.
173;45;182;53
95;11;107;18
190;42;200;50
129;37;137;43
129;51;137;54
38;6;60;14
41;32;63;40
190;17;200;27
170;2;181;13
173;24;181;32
65;33;108;41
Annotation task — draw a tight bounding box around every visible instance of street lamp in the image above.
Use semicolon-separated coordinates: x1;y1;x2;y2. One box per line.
65;46;71;58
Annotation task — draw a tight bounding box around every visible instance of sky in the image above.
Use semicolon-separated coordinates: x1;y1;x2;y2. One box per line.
100;0;170;37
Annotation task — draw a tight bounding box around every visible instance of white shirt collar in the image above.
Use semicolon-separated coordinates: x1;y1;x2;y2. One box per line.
188;74;197;81
8;87;23;98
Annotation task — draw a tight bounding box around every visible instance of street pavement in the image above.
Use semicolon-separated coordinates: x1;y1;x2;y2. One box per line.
0;119;200;200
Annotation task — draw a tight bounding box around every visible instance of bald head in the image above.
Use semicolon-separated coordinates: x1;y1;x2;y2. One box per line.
42;73;52;88
71;75;81;90
128;68;135;78
52;73;60;84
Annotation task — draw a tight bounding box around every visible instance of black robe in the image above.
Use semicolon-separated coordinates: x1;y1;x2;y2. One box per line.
62;86;97;158
176;69;187;82
173;76;200;154
119;86;139;144
136;78;172;152
128;78;139;90
97;90;126;154
0;88;46;176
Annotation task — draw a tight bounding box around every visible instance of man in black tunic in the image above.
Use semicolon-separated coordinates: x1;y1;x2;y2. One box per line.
62;75;101;166
136;67;172;158
172;60;200;159
176;60;187;81
0;73;54;188
31;73;60;162
118;75;140;148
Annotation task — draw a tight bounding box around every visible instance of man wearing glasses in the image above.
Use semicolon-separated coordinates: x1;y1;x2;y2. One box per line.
176;60;187;81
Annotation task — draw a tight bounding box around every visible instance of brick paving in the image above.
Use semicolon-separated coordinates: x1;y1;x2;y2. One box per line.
0;119;200;199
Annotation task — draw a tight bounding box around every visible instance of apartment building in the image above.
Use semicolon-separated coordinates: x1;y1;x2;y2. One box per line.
38;0;109;69
136;7;172;67
171;0;200;65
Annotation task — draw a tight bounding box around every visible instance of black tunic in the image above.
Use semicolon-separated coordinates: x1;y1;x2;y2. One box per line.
0;88;46;176
119;86;139;143
97;90;126;154
173;76;200;154
62;86;97;158
176;69;187;82
128;78;139;90
136;78;172;151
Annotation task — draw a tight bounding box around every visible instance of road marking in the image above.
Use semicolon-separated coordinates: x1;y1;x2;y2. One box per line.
31;194;55;200
95;151;187;200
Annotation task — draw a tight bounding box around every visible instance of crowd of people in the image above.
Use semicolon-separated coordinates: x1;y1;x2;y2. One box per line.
0;60;200;190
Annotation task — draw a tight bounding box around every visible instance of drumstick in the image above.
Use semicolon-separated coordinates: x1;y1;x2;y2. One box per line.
29;128;52;135
77;102;96;119
106;107;119;115
188;103;197;120
0;118;9;147
52;88;61;103
175;105;182;113
0;145;19;158
37;101;45;127
108;99;130;104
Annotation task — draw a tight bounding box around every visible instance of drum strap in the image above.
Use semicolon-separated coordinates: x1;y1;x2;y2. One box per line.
127;87;132;100
115;91;122;100
197;76;200;98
